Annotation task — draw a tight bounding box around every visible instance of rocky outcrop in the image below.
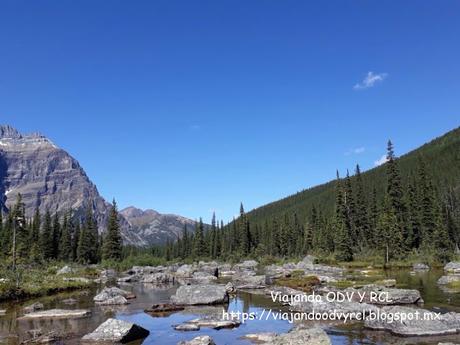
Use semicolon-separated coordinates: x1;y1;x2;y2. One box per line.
142;272;175;284
365;306;460;336
171;285;229;305
438;275;460;285
233;274;266;289
19;309;91;319
82;318;149;343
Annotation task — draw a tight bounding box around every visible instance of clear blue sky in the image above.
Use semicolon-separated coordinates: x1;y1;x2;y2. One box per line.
1;1;459;222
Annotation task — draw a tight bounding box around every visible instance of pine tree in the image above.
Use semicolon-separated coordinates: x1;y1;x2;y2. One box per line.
377;195;403;264
51;213;61;259
192;218;205;258
102;200;123;261
11;194;28;266
40;210;53;260
433;206;453;263
334;174;353;261
239;203;251;255
59;211;73;261
354;165;370;246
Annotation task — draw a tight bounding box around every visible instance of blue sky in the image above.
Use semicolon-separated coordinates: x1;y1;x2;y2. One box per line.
1;1;459;222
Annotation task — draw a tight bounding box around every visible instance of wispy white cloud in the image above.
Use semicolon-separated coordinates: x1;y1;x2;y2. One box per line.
345;147;365;156
354;71;388;90
374;154;388;166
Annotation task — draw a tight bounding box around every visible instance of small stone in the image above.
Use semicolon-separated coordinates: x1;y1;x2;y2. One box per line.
82;318;149;343
177;335;215;345
173;323;200;331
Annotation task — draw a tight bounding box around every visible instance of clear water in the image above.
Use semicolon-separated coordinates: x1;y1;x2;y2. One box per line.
0;269;459;344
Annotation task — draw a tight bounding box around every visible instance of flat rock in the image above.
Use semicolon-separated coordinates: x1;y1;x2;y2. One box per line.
145;303;184;317
82;318;149;343
265;327;331;345
186;317;240;330
19;309;91;319
173;323;200;331
171;284;229;305
191;271;217;283
62;298;77;305
438;275;460;285
241;332;277;343
178;335;215;345
96;295;128;305
365;305;460;336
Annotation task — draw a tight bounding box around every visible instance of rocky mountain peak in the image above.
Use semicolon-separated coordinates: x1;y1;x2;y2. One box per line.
0;125;22;139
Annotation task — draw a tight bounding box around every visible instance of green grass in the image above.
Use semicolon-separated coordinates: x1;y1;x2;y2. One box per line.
0;264;94;302
274;275;320;292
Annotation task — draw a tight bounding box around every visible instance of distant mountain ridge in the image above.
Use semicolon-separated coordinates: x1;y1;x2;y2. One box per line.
120;206;196;245
0;124;195;246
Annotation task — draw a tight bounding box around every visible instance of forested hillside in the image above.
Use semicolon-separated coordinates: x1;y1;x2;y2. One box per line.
161;126;460;264
247;127;460;229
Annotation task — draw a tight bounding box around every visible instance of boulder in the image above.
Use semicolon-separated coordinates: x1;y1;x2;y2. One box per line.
265;265;291;279
184;317;240;330
19;309;91;319
176;264;195;278
374;279;397;288
56;265;74;275
174;323;200;331
94;287;135;305
234;274;266;289
343;285;423;305
178;335;215;345
413;263;430;271
445;262;460;274
365;305;460;336
171;284;229;305
24;302;44;313
145;303;184;316
192;271;217;283
100;269;116;281
225;282;236;294
142;272;175;284
234;260;258;273
265;327;331;345
82;318;149;343
241;332;277;343
438;275;460;285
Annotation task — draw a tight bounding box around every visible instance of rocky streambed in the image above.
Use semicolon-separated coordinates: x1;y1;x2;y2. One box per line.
0;259;460;344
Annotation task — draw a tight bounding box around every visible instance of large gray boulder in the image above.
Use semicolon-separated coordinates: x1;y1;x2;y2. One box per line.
192;271;218;283
171;285;229;305
176;264;195;278
82;318;149;343
94;287;135;305
265;327;331;345
438;275;460;285
365;306;460;336
445;262;460;274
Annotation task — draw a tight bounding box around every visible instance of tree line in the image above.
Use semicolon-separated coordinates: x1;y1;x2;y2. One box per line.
0;198;123;266
158;141;459;264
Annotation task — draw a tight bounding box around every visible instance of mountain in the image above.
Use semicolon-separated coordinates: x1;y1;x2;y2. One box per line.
246;126;460;227
0;125;194;246
120;206;196;245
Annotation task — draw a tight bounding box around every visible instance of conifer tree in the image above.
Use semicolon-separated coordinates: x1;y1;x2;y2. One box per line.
238;203;251;255
102;200;123;261
334;174;353;261
11;194;28;265
354;165;370;246
51;213;61;259
193;218;205;258
40;210;53;260
377;195;403;264
59;211;73;261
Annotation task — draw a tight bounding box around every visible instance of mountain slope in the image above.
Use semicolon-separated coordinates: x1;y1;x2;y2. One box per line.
121;206;196;245
246;126;460;226
0;125;195;246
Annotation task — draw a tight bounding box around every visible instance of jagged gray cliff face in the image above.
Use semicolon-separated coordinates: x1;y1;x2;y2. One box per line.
0;125;194;246
120;206;196;245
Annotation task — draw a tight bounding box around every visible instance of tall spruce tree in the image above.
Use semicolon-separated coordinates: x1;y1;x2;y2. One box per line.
334;173;353;261
102;200;123;261
59;211;73;261
40;210;53;260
